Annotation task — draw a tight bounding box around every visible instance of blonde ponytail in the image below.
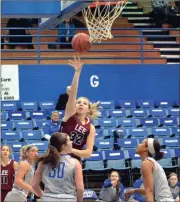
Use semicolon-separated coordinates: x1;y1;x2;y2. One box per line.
20;145;35;161
20;145;28;161
87;101;101;120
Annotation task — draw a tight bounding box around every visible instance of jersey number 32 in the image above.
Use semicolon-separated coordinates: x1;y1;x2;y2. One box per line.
70;131;84;145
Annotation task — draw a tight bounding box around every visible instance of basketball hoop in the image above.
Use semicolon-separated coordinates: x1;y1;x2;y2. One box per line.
82;0;128;43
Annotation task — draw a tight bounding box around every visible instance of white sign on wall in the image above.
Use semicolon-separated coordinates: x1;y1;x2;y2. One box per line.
1;65;20;101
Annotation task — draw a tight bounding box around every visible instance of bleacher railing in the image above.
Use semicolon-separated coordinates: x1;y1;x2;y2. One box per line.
1;27;180;64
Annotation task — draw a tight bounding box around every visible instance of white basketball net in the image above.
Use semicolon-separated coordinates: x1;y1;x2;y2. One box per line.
82;0;128;43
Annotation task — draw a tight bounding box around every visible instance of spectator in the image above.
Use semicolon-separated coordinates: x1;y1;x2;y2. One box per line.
58;18;75;49
165;1;180;28
6;18;34;49
132;178;146;202
151;0;168;27
43;111;61;140
55;86;71;110
168;173;180;202
99;171;124;202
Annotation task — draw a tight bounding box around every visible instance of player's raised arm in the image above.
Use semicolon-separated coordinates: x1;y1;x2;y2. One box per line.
72;124;96;158
62;56;83;122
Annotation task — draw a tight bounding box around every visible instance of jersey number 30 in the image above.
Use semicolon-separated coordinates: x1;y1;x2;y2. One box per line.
49;162;65;178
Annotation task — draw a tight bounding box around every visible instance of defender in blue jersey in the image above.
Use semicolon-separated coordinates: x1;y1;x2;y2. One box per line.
32;132;84;202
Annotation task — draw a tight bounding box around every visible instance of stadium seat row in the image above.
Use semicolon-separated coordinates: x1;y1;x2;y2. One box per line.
1;100;180;111
93;117;179;127
82;149;179;171
1;117;179;131
96;126;179;138
1;108;179;121
9;149;179;171
1;110;64;121
94;138;179;150
2;137;179;152
1;127;179;143
1;120;48;130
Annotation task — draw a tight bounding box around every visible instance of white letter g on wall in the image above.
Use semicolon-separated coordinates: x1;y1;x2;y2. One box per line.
90;75;99;88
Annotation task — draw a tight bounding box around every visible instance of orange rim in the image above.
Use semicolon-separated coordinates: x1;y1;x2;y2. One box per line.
89;0;125;8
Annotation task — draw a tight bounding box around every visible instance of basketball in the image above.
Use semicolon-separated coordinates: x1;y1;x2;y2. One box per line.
72;33;91;53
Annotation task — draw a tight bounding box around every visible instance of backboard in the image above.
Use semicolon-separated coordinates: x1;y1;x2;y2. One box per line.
39;0;93;29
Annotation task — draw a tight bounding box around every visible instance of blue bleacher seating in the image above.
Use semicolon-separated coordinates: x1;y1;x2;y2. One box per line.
29;111;47;120
174;100;180;107
91;119;99;127
84;151;105;171
159;117;178;126
1;111;7;120
8;142;26;152
104;150;130;171
118;138;138;149
95;139;114;150
147;108;167;117
21;102;38;111
1;121;15;131
8;111;26;120
1;102;17;111
131;109;147;117
34;120;50;129
118;100;136;108
173;148;179;158
100;100;115;109
136;100;154;108
155;100;172;108
152;127;171;137
38;150;46;157
170;127;180;136
13;152;20;162
139;118;159;127
162;137;179;148
96;128;103;135
107;128;126;138
2;131;21;141
99;109;108;118
127;128;149;138
99;118;117;128
117;118;139;127
22;130;42;141
95;131;104;140
137;138;145;143
167;108;180;117
158;149;178;170
128;150;142;169
14;120;33;130
108;109;128;118
39;101;55;111
27;141;48;151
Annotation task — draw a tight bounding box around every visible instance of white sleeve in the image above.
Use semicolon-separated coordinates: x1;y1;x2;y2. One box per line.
44;134;51;141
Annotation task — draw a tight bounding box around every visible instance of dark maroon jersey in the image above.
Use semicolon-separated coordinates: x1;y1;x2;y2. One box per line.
60;114;91;150
1;159;15;191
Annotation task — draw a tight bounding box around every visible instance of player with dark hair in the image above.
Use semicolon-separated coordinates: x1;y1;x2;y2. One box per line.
124;138;174;202
32;132;84;202
1;145;18;202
